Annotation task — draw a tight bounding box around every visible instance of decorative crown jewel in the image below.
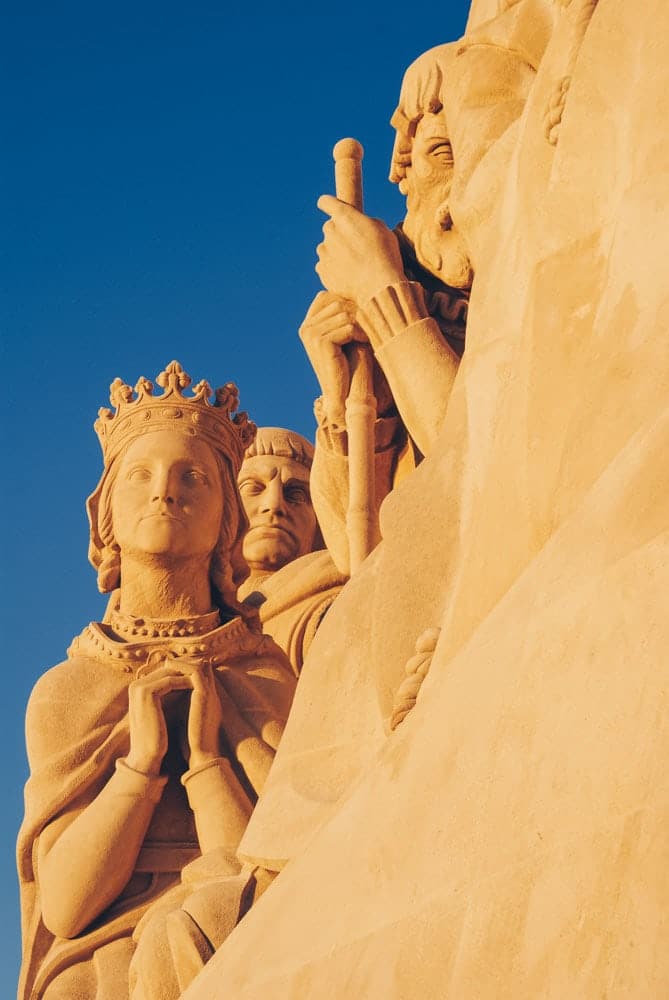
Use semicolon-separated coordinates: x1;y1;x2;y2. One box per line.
94;360;257;471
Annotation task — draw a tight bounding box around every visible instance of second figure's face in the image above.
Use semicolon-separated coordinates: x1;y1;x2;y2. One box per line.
400;111;473;290
238;454;318;573
112;429;224;563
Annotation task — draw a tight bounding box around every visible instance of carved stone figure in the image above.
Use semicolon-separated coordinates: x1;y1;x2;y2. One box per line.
301;44;470;573
303;16;556;575
18;363;296;999
187;1;669;995
237;427;346;674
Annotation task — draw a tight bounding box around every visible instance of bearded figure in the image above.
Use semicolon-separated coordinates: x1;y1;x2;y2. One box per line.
300;44;472;574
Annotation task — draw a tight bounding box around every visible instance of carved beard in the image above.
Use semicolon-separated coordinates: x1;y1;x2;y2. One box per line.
409;196;473;290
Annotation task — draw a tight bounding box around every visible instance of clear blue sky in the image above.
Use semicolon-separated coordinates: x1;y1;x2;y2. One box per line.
2;2;470;991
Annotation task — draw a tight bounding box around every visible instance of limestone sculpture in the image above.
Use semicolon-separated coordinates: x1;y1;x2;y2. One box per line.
18;362;296;999
302;44;471;574
237;427;346;675
186;1;669;996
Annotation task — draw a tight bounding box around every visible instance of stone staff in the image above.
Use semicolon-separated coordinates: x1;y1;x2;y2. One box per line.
333;138;379;572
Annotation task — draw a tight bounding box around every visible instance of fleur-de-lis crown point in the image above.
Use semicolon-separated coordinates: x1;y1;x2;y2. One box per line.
93;361;256;473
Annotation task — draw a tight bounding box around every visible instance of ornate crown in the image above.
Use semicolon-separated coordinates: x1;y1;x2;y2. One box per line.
94;360;257;471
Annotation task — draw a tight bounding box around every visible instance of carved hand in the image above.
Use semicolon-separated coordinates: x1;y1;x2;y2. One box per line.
184;659;225;769
299;291;367;427
126;659;220;776
316;195;405;304
126;663;189;774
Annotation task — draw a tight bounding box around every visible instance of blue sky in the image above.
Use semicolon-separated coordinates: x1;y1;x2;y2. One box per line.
2;2;470;990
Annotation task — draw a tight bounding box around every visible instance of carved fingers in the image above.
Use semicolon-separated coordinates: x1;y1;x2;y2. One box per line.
126;658;224;776
299;291;367;427
186;661;226;769
315;195;405;303
127;663;194;775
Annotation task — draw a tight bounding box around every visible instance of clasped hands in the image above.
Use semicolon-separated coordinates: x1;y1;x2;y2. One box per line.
126;655;226;777
301;196;404;428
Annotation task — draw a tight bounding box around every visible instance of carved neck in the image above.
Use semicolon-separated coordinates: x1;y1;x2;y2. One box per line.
118;553;216;619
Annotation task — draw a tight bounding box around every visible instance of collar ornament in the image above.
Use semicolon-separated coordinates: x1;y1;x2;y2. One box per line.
69;615;270;672
108;607;222;639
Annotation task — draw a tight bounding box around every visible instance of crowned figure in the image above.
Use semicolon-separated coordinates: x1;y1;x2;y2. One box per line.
17;362;297;999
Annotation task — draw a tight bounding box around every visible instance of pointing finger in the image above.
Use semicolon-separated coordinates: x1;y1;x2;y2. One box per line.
317;195;363;227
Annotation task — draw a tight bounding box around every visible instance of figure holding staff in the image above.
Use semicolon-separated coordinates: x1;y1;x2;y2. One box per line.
300;45;471;575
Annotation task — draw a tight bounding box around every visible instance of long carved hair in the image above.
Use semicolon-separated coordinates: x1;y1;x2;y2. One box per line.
86;445;253;624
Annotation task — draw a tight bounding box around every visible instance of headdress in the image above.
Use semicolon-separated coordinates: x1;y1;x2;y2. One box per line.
243;427;314;471
87;361;256;600
389;43;457;184
94;360;256;475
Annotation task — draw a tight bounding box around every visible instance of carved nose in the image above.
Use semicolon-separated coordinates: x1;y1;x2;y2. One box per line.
151;480;176;504
262;480;286;515
262;500;286;516
151;469;179;505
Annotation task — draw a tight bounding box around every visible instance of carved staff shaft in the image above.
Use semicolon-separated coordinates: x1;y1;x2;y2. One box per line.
333;138;379;573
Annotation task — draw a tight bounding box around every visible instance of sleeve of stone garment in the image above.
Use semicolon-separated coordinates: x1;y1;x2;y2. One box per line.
37;759;167;938
358;281;460;456
181;757;252;855
311;400;403;576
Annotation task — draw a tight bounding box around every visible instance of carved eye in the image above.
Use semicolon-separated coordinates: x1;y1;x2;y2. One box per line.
428;141;454;165
183;469;208;486
238;480;263;496
127;466;151;482
285;486;309;505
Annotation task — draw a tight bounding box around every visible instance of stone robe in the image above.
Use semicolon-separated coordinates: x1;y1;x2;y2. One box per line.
241;550;346;676
18;615;295;999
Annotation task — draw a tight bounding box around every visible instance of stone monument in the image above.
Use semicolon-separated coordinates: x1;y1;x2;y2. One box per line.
19;0;669;996
185;1;669;996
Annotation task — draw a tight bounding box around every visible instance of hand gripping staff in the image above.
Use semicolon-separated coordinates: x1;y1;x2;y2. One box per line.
332;138;380;573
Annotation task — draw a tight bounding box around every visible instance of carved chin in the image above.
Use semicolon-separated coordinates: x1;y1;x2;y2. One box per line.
243;529;297;572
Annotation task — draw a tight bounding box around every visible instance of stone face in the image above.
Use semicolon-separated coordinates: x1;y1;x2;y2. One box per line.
237;427;346;675
185;1;669;996
238;427;319;581
18;365;296;999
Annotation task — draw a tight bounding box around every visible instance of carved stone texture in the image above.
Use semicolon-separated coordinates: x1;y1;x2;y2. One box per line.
18;363;296;1000
389;627;441;731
